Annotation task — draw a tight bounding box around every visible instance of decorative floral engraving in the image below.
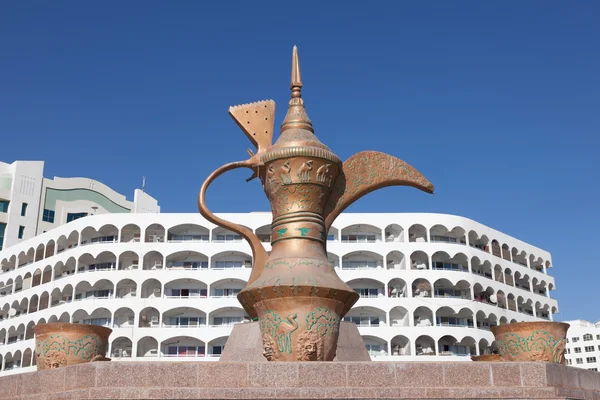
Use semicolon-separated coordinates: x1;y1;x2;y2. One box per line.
297;227;310;236
36;334;106;362
496;330;567;363
296;306;339;361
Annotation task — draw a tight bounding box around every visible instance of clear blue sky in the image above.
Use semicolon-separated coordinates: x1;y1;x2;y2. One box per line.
1;2;598;321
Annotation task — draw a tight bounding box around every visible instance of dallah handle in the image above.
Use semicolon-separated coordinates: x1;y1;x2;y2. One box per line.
198;160;268;288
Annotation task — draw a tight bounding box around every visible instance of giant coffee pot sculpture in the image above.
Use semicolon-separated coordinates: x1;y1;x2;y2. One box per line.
199;47;434;361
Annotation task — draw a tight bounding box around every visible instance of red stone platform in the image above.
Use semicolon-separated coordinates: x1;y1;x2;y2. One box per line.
1;361;599;400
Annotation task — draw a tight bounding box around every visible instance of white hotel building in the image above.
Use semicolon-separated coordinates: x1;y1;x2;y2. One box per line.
564;320;600;372
0;161;559;375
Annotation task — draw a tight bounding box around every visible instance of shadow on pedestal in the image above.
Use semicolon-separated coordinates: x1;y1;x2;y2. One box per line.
219;321;371;362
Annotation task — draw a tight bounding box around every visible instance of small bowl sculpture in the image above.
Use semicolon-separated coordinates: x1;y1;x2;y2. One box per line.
34;323;111;370
491;321;569;363
471;354;502;362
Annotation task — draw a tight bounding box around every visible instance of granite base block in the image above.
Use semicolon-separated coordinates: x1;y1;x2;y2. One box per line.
219;321;371;362
0;361;598;400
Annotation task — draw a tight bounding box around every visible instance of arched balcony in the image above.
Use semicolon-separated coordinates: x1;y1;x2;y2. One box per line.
209;307;248;327
436;307;474;328
438;335;476;357
347;278;385;299
473;284;496;307
74;279;114;301
391;335;410;356
34;243;45;263
431;251;468;272
471;257;492;280
384;224;404;243
517;297;533;316
163;307;207;328
408;224;427;243
433;279;471;300
210;278;246;298
54;257;76;280
162;336;206;358
164;279;207;299
388;278;407;298
111;337;133;358
113;307;135;329
45;239;56;259
535;302;550;320
78;251;117;273
341;224;381;243
511;247;528;267
491;240;501;258
211;251;252;270
3;351;21;370
386;251;406;270
327;252;340;269
514;272;531;292
120;224;141;243
139;307;160;328
390;306;409;327
529;255;544;273
255;225;271;243
72;307;112;327
18;248;34;267
500;243;510;262
56;230;79;254
496;291;507;309
39;291;50;311
141;279;161;299
50;285;73;307
507;293;517;312
413;306;434;327
212;227;245;243
22;349;33;368
48;312;70;324
532;278;547;296
429;225;466;245
143;251;163;270
166;251;208;271
415;335;435;356
28;294;39;313
327;227;339;242
80;224;118;246
137;337;159;357
412;279;432;298
168;224;209;243
116;251;138;271
208;337;228;357
7;324;25;344
467;231;489;252
493;265;504;284
410;251;429;270
363;336;388;358
145;223;165;243
475;311;497;331
115;279;137;299
479;338;498;355
31;268;42;287
341;251;383;270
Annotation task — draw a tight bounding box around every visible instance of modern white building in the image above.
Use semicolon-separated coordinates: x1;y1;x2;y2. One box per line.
0;211;558;375
564;320;600;371
0;160;159;250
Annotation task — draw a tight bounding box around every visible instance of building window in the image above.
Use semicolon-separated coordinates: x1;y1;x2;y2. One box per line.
583;334;593;341
0;223;5;251
585;346;594;352
586;357;597;363
42;209;55;223
590;368;598;371
20;203;27;216
572;337;580;343
18;225;24;239
576;358;583;364
566;348;571;354
66;212;88;222
0;200;8;213
566;359;572;365
575;347;582;353
597;335;600;340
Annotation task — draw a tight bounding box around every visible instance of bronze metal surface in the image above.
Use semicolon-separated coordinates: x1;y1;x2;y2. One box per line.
491;321;569;363
33;322;111;370
198;46;434;361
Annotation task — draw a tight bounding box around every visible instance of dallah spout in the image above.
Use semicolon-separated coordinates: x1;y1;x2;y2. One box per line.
324;151;435;231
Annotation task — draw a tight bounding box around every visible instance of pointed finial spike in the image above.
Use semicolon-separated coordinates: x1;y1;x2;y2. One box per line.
291;45;302;89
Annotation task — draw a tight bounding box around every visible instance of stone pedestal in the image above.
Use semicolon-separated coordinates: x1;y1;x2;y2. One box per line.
219;321;371;362
2;361;599;399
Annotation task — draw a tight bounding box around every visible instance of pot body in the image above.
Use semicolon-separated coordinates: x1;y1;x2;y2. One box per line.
34;323;112;370
238;153;359;361
491;321;569;363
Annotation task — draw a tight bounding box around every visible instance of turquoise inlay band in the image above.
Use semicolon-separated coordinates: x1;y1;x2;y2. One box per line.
44;188;130;213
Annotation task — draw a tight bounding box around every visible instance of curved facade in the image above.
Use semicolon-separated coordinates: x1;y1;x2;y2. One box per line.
0;212;558;375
